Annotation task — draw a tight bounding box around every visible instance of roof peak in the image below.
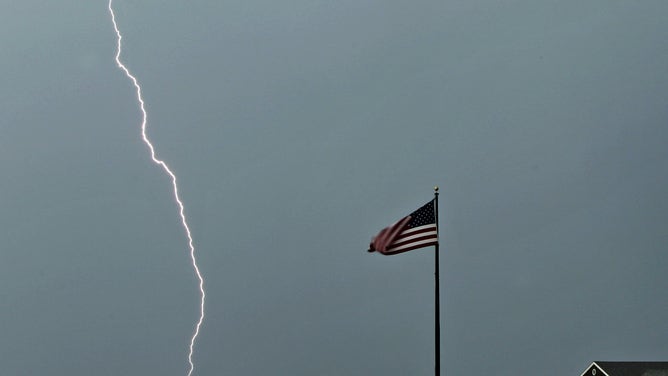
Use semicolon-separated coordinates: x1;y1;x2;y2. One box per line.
583;362;668;376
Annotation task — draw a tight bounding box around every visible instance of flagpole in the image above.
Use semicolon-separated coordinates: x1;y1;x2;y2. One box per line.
434;186;440;376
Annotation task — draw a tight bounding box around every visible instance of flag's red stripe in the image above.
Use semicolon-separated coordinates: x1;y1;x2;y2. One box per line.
370;216;412;253
393;225;437;242
390;233;438;247
381;224;438;254
397;224;437;236
383;239;438;255
387;235;438;251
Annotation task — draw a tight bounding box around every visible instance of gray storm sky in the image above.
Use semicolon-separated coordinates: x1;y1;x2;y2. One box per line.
2;1;668;375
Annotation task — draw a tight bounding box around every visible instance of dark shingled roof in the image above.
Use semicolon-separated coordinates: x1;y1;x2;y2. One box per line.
589;362;668;376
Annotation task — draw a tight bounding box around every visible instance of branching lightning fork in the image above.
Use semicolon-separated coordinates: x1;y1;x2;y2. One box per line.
107;1;206;375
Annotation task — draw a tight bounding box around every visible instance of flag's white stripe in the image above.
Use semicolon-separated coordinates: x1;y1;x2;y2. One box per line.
387;237;438;253
399;224;437;236
395;229;438;243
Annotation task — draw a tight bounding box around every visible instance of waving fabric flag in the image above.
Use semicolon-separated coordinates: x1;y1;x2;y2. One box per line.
368;199;438;255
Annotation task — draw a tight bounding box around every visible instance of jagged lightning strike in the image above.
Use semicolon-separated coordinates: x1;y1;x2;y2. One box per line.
107;1;206;375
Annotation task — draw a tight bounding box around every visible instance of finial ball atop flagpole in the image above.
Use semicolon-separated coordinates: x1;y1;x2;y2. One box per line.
434;186;439;193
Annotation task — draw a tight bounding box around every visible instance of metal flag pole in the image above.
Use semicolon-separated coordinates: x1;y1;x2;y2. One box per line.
434;186;441;376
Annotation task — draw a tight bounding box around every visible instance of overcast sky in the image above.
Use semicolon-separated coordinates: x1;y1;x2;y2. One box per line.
2;1;668;375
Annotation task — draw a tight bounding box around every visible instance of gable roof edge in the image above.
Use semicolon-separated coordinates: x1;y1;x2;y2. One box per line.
580;362;611;376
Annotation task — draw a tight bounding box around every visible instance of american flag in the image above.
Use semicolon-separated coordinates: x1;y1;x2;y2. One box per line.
368;199;438;255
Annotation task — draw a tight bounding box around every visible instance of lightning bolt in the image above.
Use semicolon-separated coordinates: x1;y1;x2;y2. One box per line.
107;1;206;375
